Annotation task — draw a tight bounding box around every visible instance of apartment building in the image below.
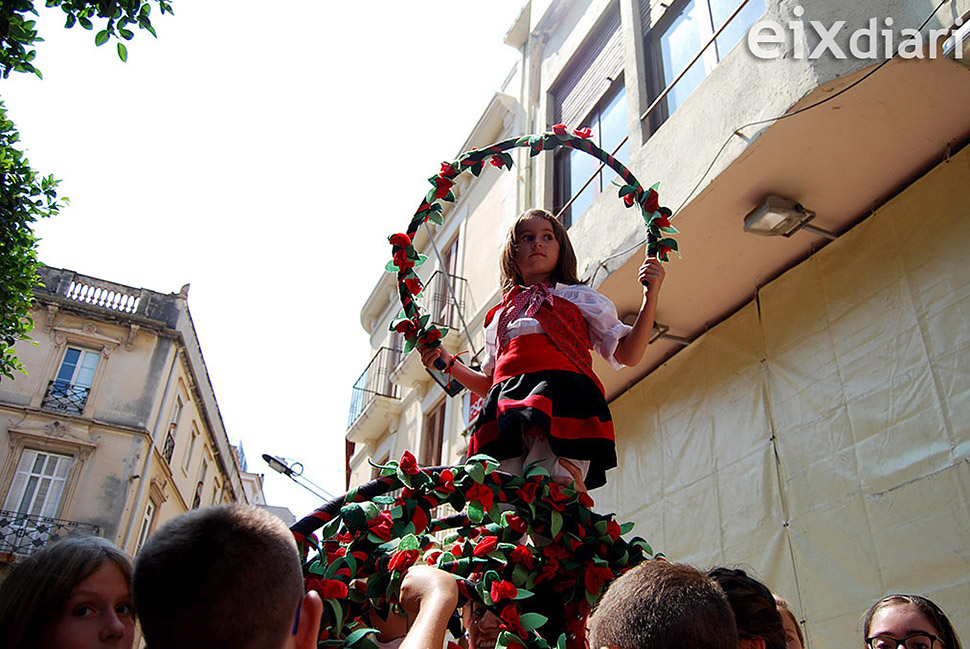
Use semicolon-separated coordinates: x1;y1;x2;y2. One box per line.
347;1;970;646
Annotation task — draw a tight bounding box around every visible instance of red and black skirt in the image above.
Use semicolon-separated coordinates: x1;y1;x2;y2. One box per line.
468;334;617;490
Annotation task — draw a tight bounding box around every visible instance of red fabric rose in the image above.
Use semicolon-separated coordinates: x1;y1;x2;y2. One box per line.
388;549;420;572
578;492;595;508
584;565;614;595
573;127;592;139
489;155;504;167
623;192;637;207
404;276;422;295
425;550;442;565
499;604;525;635
432;175;454;199
606;519;622;542
547;483;570;512
418;328;442;346
516;481;539;504
399;451;419;475
659;244;673;258
325;546;346;564
308;578;349;600
436;468;456;494
466;482;494;510
509;544;535;569
643;188;660;213
440;162;457;176
539;555;560;583
505;513;526;534
388;233;411;247
472;535;498;557
393;248;414;271
552;123;568;136
367;511;393;541
490;580;518;603
655;213;672;229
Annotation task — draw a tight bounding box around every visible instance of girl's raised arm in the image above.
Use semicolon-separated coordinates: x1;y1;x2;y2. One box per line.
614;257;666;367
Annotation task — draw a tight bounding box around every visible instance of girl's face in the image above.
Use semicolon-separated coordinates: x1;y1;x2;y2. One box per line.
514;216;560;286
41;562;134;649
867;603;942;649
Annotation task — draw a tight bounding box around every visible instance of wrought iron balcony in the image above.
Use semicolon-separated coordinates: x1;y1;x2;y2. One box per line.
161;430;176;464
422;272;468;331
346;347;402;430
0;510;101;556
41;380;90;415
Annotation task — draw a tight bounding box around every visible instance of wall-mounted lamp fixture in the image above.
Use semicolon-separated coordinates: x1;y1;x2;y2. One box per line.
743;195;837;240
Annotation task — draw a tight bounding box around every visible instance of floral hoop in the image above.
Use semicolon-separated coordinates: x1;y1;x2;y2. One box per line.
289;452;662;649
387;124;679;356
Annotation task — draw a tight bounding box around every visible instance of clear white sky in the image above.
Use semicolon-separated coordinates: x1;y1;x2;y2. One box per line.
3;1;525;517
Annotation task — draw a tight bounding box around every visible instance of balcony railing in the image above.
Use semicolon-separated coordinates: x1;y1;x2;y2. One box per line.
0;510;101;556
66;278;141;314
422;272;468;332
41;380;90;415
347;347;402;429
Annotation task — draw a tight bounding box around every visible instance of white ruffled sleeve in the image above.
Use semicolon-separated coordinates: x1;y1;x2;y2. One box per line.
555;284;632;369
480;307;501;377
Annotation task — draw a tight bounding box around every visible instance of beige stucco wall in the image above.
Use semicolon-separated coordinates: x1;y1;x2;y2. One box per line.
597;141;970;648
0;278;250;557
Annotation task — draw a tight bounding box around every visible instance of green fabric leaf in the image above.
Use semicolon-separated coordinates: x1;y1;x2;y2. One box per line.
619;521;635;535
519;612;548;632
344;628;379;648
399;533;420;551
466;462;485;484
550;510;563;538
328;599;345;636
513;588;534;600
307;559;326;575
468;500;484;523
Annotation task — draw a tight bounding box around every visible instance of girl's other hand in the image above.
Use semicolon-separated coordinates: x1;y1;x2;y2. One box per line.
419;345;450;370
639;256;666;294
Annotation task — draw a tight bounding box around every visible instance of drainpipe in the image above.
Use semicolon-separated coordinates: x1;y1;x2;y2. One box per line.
121;344;181;551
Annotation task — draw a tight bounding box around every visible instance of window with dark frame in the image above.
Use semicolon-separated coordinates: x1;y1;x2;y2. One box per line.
551;1;625;227
642;0;766;130
422;400;446;467
554;77;628;227
43;346;100;414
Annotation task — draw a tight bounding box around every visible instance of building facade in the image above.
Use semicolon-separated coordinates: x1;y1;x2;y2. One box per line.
0;266;257;568
347;1;970;647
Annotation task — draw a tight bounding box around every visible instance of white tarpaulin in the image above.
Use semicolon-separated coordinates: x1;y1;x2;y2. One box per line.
598;145;970;648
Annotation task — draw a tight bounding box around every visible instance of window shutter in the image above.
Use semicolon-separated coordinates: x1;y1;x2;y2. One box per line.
552;2;624;129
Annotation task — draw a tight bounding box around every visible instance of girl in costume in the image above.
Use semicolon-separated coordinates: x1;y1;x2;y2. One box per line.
420;208;665;490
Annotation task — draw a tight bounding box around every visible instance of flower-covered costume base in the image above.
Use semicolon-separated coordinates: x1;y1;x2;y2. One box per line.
469;283;631;490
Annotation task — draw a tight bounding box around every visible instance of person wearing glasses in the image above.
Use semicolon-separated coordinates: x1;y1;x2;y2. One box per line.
863;594;962;649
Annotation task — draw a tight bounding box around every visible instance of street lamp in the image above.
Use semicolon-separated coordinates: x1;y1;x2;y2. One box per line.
262;454;337;503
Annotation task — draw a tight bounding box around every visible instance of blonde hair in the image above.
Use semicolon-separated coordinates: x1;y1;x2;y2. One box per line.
499;209;584;292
